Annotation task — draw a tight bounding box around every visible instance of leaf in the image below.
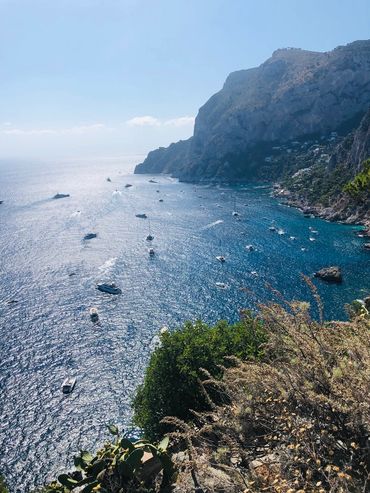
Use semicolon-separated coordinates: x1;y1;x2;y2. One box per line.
126;448;144;470
120;437;135;452
80;481;99;493
80;450;93;463
158;436;169;452
57;474;78;489
107;423;119;436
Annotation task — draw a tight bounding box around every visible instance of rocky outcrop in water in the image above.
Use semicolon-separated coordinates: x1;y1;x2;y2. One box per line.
135;40;370;182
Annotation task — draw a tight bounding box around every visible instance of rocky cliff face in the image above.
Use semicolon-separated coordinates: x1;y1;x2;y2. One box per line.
135;40;370;182
277;107;370;226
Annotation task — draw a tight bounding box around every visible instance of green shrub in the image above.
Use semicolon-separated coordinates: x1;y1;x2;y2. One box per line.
343;158;370;199
132;315;266;441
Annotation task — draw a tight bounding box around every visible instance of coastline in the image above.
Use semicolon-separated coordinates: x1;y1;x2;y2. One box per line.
272;183;370;236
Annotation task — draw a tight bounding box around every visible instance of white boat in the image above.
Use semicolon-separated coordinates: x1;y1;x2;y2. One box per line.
309;237;316;242
89;307;99;323
277;229;285;235
97;283;122;295
245;244;255;251
148;248;155;256
215;282;227;289
62;377;76;394
289;236;296;240
216;255;226;263
232;211;239;217
269;226;277;232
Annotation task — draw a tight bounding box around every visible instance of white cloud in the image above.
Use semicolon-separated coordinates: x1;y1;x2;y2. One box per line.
126;115;195;128
126;116;161;127
164;116;195;127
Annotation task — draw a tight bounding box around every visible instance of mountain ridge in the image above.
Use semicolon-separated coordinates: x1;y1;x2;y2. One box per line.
135;40;370;182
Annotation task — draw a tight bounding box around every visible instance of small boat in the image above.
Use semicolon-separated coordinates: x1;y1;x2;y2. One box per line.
277;229;285;235
232;211;240;217
53;193;70;199
149;179;158;183
215;282;227;289
269;226;277;232
216;255;226;263
146;221;154;241
84;233;97;240
136;213;147;219
0;200;3;204
159;199;164;202
311;230;319;234
301;247;307;251
124;184;132;188
97;283;122;295
106;177;112;182
62;377;76;394
289;236;296;240
245;244;255;251
148;248;155;256
89;307;99;323
309;237;316;242
251;271;258;276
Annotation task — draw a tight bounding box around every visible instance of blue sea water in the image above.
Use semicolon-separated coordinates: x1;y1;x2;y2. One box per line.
0;160;369;491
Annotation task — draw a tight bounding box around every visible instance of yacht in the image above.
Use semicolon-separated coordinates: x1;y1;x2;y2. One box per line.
97;283;122;295
62;377;76;394
136;213;147;219
148;248;155;256
216;255;226;263
53;193;70;199
89;307;99;323
84;233;97;240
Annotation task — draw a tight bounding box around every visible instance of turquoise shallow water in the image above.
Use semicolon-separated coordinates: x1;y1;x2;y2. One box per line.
0;161;369;491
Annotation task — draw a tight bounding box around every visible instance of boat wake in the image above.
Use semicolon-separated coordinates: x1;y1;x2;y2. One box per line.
201;219;224;230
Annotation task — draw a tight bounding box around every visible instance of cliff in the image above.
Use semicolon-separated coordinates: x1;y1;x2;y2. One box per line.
135;40;370;182
278;107;370;226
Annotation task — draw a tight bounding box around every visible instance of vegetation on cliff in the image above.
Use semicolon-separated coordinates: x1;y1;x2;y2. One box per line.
343;158;370;199
133;316;266;441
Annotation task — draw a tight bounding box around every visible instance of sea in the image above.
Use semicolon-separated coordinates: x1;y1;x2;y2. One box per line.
0;159;369;491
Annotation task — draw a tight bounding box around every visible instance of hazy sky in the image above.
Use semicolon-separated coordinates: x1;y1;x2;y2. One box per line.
0;0;369;163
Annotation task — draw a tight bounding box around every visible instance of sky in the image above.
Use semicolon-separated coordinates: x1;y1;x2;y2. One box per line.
0;0;369;164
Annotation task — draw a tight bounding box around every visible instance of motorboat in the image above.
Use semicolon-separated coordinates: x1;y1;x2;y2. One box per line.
97;283;122;295
232;211;240;217
136;213;147;219
84;233;97;240
215;282;227;289
148;248;155;256
149;179;158;183
106;177;112;182
124;184;132;188
53;193;70;199
89;307;99;323
269;226;277;232
216;255;226;263
62;377;76;394
146;234;154;241
277;229;285;235
245;244;255;251
159;199;164;202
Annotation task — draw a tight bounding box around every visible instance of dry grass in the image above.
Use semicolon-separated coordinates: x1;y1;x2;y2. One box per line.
164;299;370;492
